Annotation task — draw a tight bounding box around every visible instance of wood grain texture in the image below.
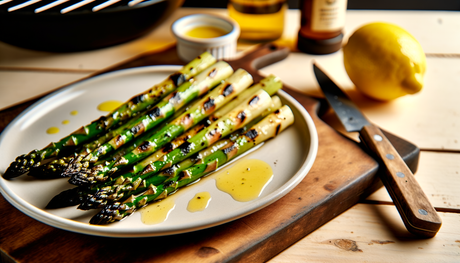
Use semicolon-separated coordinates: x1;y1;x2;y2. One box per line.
0;44;421;263
366;151;460;211
268;204;460;263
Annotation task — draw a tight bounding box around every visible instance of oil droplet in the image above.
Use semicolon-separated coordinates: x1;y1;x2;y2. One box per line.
185;26;228;38
139;198;175;225
97;100;123;112
62;120;70;125
215;159;273;202
70;110;78;116
46;127;60;134
187;192;211;213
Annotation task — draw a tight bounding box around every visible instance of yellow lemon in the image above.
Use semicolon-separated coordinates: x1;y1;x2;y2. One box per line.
343;22;426;101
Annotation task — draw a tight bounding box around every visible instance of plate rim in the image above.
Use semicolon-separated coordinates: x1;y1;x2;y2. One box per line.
0;65;318;237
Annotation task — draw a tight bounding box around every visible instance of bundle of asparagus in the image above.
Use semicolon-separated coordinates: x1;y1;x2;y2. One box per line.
3;52;217;179
65;66;249;186
91;105;294;224
2;52;296;226
78;90;282;210
46;77;282;209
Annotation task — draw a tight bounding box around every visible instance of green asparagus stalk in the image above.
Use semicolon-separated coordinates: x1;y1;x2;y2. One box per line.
3;52;217;179
67;68;252;185
77;90;274;209
79;95;283;210
89;105;295;224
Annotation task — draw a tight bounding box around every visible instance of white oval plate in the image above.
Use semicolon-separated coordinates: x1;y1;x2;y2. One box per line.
0;66;318;237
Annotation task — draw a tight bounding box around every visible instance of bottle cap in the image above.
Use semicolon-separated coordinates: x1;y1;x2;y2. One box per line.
296;32;343;55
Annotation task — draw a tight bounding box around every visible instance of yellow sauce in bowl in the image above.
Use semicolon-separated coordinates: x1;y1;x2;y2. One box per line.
185;26;228;38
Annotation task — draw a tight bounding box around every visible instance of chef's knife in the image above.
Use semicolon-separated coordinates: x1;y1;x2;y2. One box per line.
313;63;442;238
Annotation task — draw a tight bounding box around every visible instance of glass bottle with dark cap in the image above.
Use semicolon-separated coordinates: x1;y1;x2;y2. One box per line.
297;0;348;54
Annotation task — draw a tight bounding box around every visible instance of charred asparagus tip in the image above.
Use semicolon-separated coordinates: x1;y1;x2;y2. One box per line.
46;187;84;209
89;203;132;225
3;151;41;179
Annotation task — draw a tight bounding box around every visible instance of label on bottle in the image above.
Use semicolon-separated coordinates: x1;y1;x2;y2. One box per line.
311;0;347;32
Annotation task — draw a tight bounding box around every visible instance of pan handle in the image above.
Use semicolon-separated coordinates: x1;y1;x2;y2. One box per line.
226;43;290;82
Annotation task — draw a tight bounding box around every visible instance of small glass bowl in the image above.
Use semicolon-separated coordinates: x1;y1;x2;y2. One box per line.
171;14;240;62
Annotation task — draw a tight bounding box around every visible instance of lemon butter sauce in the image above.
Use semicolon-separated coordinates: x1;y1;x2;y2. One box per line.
46;127;60;134
215;159;273;202
97;100;123;112
46;100;119;135
187;192;212;212
137;158;274;225
46;110;78;134
139;198;176;225
185;26;228;38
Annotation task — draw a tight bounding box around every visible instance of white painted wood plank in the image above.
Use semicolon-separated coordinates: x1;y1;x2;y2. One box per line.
269;203;460;263
0;71;90;110
343;10;460;54
261;53;460;150
366;151;460;210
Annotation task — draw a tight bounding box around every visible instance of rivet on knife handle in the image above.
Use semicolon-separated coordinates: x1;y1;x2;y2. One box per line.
359;124;442;237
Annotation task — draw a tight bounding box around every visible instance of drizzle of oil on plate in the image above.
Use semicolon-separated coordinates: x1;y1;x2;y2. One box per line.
139;198;176;225
187;192;212;213
215;159;273;202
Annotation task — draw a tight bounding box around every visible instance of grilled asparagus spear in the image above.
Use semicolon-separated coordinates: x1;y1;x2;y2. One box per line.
67;67;250;185
3;52;216;179
89;105;294;224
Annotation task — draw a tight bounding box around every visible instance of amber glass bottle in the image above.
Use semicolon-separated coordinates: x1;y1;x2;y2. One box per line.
228;0;287;41
297;0;348;54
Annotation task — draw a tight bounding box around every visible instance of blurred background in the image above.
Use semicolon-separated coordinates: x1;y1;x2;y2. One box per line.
182;0;460;10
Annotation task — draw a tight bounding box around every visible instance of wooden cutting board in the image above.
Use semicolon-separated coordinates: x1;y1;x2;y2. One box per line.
0;43;419;263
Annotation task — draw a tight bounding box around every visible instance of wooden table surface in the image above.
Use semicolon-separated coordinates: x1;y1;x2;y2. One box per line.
1;7;459;263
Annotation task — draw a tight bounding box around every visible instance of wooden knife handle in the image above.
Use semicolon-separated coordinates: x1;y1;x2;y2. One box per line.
359;124;442;238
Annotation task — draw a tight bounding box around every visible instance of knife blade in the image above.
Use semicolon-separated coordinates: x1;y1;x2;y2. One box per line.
313;63;442;238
